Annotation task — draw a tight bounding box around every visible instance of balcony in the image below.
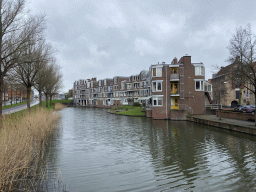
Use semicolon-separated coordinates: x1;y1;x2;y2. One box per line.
170;74;179;81
170;89;179;95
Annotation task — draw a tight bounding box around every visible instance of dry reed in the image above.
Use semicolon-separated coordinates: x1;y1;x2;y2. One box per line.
54;103;66;111
0;109;60;191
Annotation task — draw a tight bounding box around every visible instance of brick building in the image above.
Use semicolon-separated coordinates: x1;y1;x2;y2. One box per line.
211;63;255;107
73;55;211;119
2;84;28;103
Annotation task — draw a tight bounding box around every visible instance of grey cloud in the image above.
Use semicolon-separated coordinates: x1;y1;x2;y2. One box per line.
28;0;256;92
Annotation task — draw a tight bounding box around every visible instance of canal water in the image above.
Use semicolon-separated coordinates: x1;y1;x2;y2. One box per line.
45;107;256;191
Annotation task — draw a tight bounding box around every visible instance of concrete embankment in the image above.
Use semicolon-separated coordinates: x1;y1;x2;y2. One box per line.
188;115;256;136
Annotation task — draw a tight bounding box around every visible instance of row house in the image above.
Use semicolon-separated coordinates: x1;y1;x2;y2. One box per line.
73;55;211;119
2;84;28;103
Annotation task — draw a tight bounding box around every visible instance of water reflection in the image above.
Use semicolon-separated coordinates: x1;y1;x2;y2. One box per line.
45;107;256;191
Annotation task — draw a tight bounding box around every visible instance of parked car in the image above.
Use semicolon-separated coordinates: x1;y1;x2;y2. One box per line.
233;105;245;112
242;105;255;113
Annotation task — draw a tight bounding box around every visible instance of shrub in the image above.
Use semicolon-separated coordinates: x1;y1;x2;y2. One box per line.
133;102;141;106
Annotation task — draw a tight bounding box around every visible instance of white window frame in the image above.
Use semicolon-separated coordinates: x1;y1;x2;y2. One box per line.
152;67;162;77
195;79;204;91
140;82;143;88
194;64;205;76
152;80;163;92
121;82;125;90
127;83;132;89
152;95;163;107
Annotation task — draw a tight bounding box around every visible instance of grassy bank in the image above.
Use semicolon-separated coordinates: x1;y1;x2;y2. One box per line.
110;105;146;117
2;101;27;110
0;103;62;191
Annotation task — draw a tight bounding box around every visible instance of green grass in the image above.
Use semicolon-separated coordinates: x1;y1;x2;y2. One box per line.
2;101;27;110
113;105;138;110
5;99;72;118
115;106;146;116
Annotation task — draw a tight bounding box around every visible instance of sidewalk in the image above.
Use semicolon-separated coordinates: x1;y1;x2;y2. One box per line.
193;114;256;128
2;101;39;115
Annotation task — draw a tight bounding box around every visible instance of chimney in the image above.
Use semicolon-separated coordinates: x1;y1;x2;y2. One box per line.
173;57;177;64
183;55;191;64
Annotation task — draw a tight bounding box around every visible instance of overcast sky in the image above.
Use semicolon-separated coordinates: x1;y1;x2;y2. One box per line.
27;0;256;93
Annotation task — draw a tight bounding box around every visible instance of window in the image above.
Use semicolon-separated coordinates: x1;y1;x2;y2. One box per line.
195;66;204;76
236;90;239;99
144;90;147;95
195;80;204;91
140;82;143;88
121;82;125;90
152;67;162;77
99;81;101;86
104;79;107;85
114;77;117;84
140;90;144;96
127;83;132;89
152;81;162;92
153;96;163;106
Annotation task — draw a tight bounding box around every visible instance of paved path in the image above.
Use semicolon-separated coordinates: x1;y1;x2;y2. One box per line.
2;101;39;115
193;114;256;128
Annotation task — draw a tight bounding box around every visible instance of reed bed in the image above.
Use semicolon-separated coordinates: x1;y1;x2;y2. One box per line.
54;103;66;111
0;109;60;191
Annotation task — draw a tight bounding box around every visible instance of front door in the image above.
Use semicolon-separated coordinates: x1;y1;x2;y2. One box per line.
171;96;179;109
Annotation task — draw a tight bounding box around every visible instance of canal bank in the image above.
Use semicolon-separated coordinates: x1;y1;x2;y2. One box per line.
44;107;256;191
189;114;256;136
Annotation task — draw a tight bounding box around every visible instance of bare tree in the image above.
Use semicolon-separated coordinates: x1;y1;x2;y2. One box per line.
13;38;50;113
34;63;48;109
42;61;62;108
227;24;256;125
34;55;57;109
0;0;44;119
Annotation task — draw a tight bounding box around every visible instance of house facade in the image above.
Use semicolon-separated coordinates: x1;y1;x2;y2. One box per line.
211;64;255;107
73;55;211;119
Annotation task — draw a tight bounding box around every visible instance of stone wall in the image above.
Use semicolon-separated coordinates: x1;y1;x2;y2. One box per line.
217;111;255;122
170;110;188;120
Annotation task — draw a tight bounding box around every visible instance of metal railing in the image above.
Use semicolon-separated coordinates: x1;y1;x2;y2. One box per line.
205;104;222;109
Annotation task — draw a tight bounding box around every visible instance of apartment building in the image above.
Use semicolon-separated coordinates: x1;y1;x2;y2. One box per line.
211;64;255;107
148;55;210;119
73;55;211;119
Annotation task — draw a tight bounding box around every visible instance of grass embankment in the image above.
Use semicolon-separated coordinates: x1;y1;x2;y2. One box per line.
110;105;146;116
2;101;27;110
0;100;69;191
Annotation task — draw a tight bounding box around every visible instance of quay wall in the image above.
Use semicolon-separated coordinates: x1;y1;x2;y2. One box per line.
217;111;255;122
188;116;256;136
